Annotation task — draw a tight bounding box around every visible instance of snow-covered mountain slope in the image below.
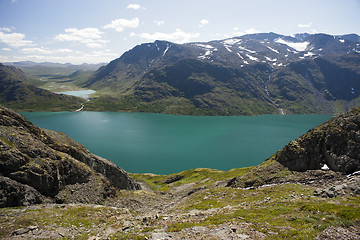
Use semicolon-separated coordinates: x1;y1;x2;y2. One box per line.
84;33;360;115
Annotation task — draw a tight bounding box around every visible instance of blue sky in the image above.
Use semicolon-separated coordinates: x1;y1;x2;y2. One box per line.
0;0;359;64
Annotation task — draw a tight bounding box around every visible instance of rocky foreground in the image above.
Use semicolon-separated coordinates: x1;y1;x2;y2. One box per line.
0;107;360;239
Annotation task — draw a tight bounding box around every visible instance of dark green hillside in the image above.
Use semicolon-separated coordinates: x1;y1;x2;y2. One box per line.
269;56;360;114
83;33;360;115
0;64;84;111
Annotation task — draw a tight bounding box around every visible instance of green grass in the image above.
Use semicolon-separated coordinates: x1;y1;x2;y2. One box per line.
131;167;254;192
0;205;126;238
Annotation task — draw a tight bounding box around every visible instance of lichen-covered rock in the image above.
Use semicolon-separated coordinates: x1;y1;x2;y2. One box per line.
275;107;360;173
0;106;140;207
0;176;43;207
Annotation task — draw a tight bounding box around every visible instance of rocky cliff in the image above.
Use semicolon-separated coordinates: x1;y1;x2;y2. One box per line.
0;106;139;207
275;107;360;173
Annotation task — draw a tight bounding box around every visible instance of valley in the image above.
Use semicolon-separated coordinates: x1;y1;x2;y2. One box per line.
0;106;359;239
2;32;359;115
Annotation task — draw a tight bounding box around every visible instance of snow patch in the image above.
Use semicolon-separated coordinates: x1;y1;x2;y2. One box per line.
339;39;345;43
223;39;241;45
267;46;279;54
198;50;213;60
304;52;315;57
162;44;171;56
238;46;257;54
237;53;244;59
321;164;330;171
243;60;249;65
246;54;259;62
276;38;309;51
224;45;233;52
351;87;355;94
265;56;277;62
195;43;215;49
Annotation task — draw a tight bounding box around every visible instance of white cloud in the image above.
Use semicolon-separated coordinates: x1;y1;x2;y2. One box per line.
6;49;118;64
55;48;73;53
0;27;12;32
232;28;260;36
135;29;200;43
21;47;53;54
21;47;74;54
298;22;312;28
199;19;209;27
104;18;140;32
54;27;107;48
0;30;35;48
2;48;12;51
126;4;143;10
154;20;165;26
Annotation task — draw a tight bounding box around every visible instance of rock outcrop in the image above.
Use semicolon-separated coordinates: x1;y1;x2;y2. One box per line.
0;106;139;207
275;107;360;173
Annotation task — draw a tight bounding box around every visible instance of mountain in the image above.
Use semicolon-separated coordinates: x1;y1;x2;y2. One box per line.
0;106;139;207
5;61;106;71
0;63;84;111
84;33;360;115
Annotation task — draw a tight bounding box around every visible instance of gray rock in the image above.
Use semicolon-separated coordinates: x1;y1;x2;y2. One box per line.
0;176;43;207
275;108;360;173
0;106;139;207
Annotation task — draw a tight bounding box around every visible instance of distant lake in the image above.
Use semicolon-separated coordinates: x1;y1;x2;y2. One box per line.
55;90;96;99
21;112;331;174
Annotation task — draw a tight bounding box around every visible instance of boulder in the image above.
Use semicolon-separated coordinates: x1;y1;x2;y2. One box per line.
275;107;360;173
0;106;140;207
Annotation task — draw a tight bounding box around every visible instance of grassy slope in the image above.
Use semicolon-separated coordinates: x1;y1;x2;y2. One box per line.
1;164;358;239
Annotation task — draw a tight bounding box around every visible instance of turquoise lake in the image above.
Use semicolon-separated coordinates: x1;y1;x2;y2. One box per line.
21;112;331;174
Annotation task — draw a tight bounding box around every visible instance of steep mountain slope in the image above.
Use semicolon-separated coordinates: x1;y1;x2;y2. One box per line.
0;64;84;111
0;106;139;207
85;33;360;115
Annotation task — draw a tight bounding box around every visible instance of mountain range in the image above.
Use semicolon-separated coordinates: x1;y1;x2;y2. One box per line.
1;32;360;115
84;32;360;115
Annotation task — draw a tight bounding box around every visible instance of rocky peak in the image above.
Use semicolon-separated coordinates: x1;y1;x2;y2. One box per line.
275;107;360;173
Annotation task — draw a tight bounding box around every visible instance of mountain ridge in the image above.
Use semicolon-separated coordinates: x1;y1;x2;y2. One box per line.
0;63;85;111
84;32;360;115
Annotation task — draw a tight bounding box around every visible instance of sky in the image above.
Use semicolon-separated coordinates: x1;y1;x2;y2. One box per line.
0;0;359;64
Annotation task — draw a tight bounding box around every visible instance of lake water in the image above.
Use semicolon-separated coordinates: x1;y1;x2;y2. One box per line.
55;90;96;99
21;112;331;174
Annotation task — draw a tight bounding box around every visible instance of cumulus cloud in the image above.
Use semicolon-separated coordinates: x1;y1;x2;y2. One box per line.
199;19;209;27
135;29;200;43
298;22;312;28
104;18;140;32
2;48;12;51
154;20;165;26
126;4;143;10
0;29;35;48
54;27;107;48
